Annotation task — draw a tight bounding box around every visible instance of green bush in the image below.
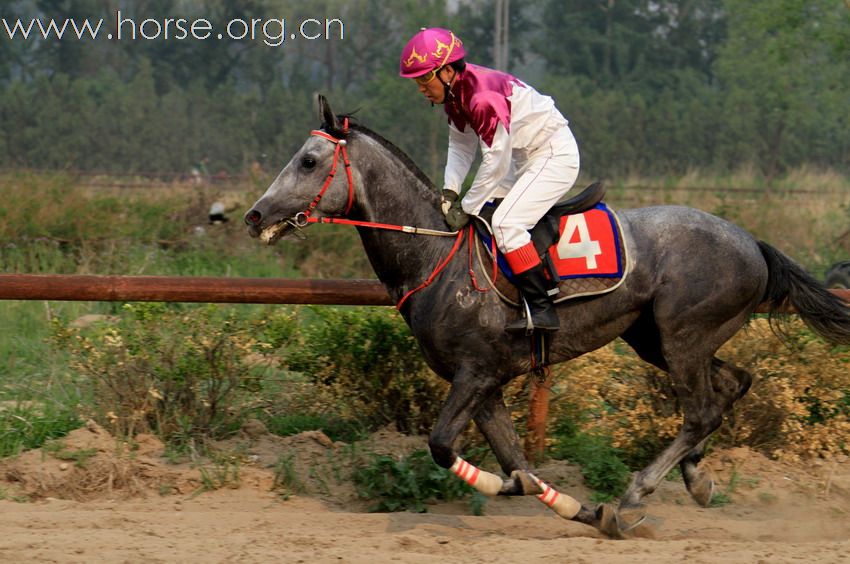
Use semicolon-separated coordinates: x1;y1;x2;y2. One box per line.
352;449;481;513
53;303;265;447
549;319;850;462
287;307;448;434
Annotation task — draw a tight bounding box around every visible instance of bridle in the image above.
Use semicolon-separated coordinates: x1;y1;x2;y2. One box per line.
288;118;461;238
282;118;495;310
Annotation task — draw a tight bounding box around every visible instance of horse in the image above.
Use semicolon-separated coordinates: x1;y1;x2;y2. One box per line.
244;95;850;537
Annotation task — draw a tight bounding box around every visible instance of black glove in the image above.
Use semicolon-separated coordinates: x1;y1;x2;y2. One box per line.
441;189;469;231
446;207;469;231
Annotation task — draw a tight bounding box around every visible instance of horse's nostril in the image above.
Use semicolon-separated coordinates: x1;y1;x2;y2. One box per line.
245;209;263;226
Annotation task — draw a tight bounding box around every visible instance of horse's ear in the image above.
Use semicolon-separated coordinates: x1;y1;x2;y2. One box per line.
317;94;340;131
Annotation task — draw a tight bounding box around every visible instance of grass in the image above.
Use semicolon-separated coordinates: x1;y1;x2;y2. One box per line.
191;452;242;497
263;413;366;443
0;299;105;395
548;420;631;503
607;167;850;272
758;491;778;504
272;452;304;498
0;487;31;503
709;491;732;507
43;441;98;468
709;466;741;508
0;404;82;458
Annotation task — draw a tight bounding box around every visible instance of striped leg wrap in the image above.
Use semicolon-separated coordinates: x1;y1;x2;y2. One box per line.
529;474;581;519
450;457;502;496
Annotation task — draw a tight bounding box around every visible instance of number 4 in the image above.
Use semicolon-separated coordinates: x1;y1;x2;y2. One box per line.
556;214;602;269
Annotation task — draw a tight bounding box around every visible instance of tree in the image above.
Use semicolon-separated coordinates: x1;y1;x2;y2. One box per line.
31;0;109;79
715;0;850;177
454;0;531;71
532;0;724;91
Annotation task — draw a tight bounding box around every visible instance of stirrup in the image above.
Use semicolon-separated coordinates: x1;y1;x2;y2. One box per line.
503;298;534;335
520;297;535;336
505;298;559;335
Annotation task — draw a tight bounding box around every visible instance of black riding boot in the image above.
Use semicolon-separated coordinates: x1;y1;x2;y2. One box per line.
505;264;560;333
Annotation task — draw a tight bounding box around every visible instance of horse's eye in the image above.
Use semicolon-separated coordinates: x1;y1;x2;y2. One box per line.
302;156;317;169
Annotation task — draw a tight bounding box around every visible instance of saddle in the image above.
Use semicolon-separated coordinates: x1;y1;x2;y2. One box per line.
474;181;628;304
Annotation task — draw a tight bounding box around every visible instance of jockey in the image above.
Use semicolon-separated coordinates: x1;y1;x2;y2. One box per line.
399;27;581;333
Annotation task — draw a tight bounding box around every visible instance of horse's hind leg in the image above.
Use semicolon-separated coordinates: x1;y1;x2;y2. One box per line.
619;353;725;510
678;438;714;507
621;316;752;509
679;358;752;506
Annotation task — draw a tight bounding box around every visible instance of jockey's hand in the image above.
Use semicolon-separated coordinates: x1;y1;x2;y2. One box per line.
441;189;458;215
446;206;469;231
441;189;469;231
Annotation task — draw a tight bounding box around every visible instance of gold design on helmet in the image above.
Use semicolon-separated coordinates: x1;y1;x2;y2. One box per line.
431;33;461;68
404;47;428;67
432;38;451;58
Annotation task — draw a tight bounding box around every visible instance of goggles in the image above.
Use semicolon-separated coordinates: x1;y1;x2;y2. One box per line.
413;67;442;86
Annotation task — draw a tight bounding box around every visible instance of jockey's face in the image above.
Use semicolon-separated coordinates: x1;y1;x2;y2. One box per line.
415;66;455;104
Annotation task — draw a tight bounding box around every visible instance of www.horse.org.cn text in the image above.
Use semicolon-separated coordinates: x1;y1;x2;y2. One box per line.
1;12;345;47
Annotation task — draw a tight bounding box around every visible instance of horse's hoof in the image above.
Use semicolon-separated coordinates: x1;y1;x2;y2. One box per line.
687;472;715;507
617;503;648;533
508;470;542;495
596;504;624;539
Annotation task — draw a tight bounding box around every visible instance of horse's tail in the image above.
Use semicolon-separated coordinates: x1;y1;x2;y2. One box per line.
757;240;850;344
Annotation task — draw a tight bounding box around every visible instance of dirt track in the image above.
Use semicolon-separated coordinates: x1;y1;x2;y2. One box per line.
1;425;849;563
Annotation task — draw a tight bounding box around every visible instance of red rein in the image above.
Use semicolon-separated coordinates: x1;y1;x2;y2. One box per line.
396;227;467;311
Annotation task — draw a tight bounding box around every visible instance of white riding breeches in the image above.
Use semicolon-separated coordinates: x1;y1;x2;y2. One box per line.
491;127;580;253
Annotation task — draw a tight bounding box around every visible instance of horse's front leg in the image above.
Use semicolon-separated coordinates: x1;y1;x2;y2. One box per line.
428;368;505;494
438;378;621;538
472;389;538;495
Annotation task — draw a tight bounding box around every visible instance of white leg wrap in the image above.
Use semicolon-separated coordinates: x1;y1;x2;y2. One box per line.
529;474;581;519
450;457;503;496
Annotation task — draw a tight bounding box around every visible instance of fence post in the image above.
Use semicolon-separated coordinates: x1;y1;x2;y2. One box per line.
524;371;555;464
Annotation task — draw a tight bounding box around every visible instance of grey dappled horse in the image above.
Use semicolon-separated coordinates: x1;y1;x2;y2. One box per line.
245;96;850;537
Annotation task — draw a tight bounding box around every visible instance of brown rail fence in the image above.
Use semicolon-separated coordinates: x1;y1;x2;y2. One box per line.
2;274;847;310
0;275;393;305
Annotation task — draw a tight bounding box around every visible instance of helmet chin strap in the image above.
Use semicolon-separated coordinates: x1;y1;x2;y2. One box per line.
441;78;455;103
434;69;456;106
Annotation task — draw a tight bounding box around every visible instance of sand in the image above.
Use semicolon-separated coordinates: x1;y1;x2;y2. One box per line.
1;423;848;563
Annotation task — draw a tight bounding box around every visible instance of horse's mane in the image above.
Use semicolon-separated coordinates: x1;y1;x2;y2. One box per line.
324;116;437;192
